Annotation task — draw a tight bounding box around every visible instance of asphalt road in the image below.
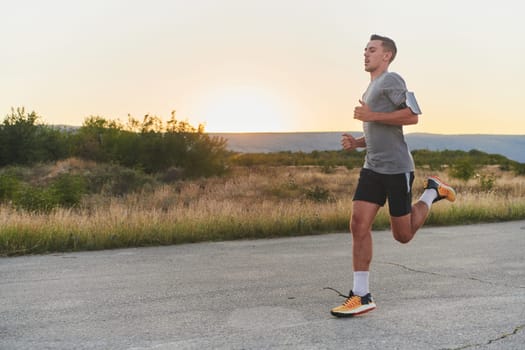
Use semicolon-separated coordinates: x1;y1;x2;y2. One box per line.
1;221;524;349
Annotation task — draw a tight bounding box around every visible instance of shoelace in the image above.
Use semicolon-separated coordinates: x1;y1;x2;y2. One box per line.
324;287;363;307
323;287;349;299
342;295;361;308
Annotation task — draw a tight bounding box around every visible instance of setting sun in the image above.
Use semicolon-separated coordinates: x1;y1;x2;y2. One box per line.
196;86;293;133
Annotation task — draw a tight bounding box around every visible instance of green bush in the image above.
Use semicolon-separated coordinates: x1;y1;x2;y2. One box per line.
79;163;156;196
50;174;86;207
513;163;525;176
9;175;85;212
266;178;302;199
321;164;336;174
450;159;476;181
13;184;57;213
0;173;21;202
304;185;333;203
477;173;496;192
106;168;153;196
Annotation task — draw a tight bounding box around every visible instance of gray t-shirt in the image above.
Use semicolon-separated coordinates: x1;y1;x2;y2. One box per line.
361;71;418;174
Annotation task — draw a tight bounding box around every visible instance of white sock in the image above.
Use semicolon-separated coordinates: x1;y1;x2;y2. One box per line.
353;271;370;297
419;189;438;209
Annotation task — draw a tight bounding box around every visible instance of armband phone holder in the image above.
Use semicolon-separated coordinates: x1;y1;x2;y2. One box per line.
405;91;422;115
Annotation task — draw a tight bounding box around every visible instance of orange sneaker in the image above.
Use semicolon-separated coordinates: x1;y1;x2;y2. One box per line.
330;291;376;317
424;176;456;203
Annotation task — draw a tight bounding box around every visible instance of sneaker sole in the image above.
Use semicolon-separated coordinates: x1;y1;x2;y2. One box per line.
330;304;376;317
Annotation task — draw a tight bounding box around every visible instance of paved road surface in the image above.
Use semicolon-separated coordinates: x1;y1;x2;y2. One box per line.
1;221;524;349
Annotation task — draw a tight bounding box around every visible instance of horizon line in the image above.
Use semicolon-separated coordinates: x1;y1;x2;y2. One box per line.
208;131;525;136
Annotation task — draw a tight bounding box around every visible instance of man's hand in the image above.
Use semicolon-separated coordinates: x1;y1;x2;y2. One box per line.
341;133;361;151
354;100;375;122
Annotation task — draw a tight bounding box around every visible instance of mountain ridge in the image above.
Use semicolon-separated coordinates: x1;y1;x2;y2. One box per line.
210;132;525;163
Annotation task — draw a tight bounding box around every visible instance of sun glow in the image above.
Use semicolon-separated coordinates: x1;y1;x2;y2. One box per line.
197;86;293;133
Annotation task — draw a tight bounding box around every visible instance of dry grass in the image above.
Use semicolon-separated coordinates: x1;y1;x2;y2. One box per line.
1;165;524;255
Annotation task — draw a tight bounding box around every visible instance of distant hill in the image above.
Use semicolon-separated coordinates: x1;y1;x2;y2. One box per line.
211;132;525;163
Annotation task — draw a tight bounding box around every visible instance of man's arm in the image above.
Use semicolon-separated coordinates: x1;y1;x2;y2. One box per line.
354;100;418;126
341;133;366;151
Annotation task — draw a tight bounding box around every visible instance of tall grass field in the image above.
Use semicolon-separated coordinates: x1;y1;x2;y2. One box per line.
1;161;524;256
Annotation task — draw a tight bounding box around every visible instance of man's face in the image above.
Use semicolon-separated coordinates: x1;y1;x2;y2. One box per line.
364;40;390;72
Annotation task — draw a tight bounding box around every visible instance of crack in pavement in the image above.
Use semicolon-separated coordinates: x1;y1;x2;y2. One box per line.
377;261;525;289
379;261;525;349
487;323;525;344
439;324;525;350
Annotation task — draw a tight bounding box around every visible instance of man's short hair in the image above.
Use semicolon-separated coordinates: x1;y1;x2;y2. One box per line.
370;34;397;62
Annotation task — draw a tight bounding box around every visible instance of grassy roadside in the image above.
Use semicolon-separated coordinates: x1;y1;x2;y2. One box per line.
1;165;524;256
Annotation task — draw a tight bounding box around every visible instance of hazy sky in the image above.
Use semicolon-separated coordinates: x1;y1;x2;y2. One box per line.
1;0;523;134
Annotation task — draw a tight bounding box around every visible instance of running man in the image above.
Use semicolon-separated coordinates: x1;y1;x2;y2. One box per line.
330;34;456;317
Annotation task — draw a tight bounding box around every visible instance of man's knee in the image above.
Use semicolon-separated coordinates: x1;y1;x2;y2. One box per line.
350;215;371;239
390;216;414;244
392;229;412;244
350;200;381;239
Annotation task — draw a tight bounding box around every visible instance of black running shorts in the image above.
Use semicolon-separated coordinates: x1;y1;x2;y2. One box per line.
353;168;415;217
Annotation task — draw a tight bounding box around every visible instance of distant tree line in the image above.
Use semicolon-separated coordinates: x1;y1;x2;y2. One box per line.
0;107;229;178
230;148;525;176
231;150;366;170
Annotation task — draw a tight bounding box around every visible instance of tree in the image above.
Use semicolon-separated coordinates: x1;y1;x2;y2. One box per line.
0;107;68;166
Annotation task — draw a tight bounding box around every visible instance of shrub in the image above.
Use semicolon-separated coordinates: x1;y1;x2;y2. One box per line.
7;174;85;212
267;178;302;199
513;163;525;176
50;174;86;207
106;168;152;196
0;173;22;202
476;173;496;192
13;184;57;213
321;164;336;174
450;159;476;181
304;185;333;203
80;164;156;195
158;167;184;183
